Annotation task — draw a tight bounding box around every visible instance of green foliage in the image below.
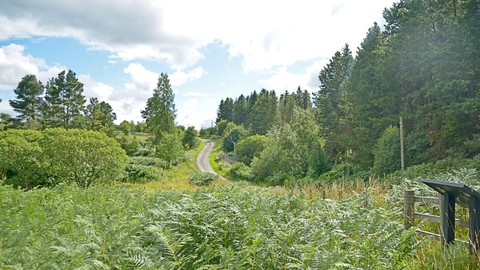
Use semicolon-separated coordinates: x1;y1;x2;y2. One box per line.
0;130;47;188
123;157;165;183
251;109;328;184
182;126;199;150
248;89;278;135
9;74;44;123
156;133;184;168
318;163;371;184
188;172;219;186
228;162;254;180
84;97;116;131
216;97;233;123
44;70;86;129
141;73;176;143
116;134;141;156
128;156;169;168
222;123;248;153
215;119;229;136
0;185;420;269
373;126;401;175
0;113;14;130
236;134;266;165
41;128;128;187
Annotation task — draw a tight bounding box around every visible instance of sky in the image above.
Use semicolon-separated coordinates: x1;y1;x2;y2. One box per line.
0;0;397;129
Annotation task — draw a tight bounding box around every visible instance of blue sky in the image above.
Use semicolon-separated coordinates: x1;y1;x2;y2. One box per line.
0;0;397;128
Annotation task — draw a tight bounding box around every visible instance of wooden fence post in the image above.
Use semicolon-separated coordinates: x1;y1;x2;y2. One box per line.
439;193;445;245
404;190;415;230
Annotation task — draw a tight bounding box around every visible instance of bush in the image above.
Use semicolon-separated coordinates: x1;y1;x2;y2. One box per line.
116;135;141;156
0;131;49;189
129;156;168;168
0;129;128;189
123;164;163;183
122;156;167;183
236;135;266;165
229;162;254;180
42;128;128;188
189;172;219;186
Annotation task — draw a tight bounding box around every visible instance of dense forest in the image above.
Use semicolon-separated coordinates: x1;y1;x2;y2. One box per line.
211;0;480;184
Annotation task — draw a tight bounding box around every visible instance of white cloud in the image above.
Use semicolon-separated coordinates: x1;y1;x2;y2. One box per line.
258;60;327;94
169;67;207;86
78;74;114;101
0;0;395;72
176;98;217;129
182;92;211;97
0;43;66;91
123;63;158;93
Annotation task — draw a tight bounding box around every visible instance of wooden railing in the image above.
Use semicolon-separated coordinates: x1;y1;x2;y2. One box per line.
404;190;470;247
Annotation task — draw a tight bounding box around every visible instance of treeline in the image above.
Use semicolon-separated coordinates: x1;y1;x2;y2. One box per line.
210;0;480;184
0;72;200;189
2;71;116;131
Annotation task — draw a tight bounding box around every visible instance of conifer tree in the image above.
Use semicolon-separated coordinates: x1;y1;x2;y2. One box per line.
9;74;44;123
141;73;176;143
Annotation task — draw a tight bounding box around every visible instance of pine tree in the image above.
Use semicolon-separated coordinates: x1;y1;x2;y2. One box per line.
141;73;176;143
44;70;86;129
232;94;248;126
9;74;44;123
249;89;278;135
216;97;234;124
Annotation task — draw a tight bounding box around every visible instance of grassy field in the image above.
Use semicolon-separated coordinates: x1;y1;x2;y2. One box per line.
1;141;480;269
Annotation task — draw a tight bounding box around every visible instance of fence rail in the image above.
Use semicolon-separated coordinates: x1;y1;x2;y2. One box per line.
404;190;470;248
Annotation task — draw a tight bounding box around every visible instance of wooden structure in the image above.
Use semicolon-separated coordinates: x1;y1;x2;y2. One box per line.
404;180;480;254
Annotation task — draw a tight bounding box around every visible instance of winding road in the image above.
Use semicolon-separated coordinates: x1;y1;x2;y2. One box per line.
196;140;216;173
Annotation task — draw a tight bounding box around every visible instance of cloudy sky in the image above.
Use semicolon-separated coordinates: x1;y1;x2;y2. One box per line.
0;0;397;129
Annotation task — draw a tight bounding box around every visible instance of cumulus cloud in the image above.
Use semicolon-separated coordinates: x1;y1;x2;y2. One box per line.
170;67;207;86
78;74;115;101
176;98;217;129
0;0;394;72
0;43;65;90
257;60;327;94
0;0;206;69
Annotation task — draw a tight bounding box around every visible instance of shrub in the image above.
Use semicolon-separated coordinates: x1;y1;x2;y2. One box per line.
123;164;163;183
42;128;129;188
229;162;254;180
116;135;141;156
129;156;168;168
189;172;219;186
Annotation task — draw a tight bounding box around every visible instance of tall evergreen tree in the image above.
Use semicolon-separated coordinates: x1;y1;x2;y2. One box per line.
279;90;295;123
314;44;354;163
249;89;278;135
216;97;234;124
44;70;86;129
9;74;44;123
232;94;248;126
141;73;176;143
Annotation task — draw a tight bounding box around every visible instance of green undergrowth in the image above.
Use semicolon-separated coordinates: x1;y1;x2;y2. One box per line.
1;184;419;269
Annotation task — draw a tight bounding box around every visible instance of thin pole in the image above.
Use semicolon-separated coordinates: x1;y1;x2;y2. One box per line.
400;117;405;170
